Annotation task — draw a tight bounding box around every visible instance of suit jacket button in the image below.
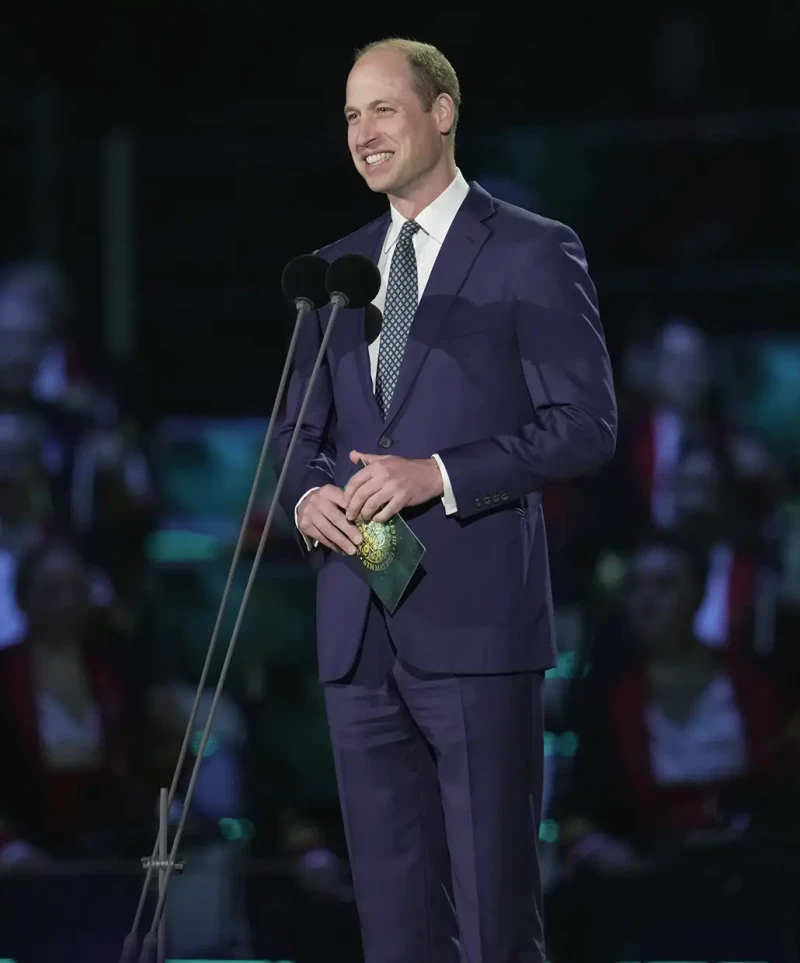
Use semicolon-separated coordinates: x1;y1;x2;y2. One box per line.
483;496;493;506
492;495;501;504
501;493;509;502
474;497;482;508
379;435;392;449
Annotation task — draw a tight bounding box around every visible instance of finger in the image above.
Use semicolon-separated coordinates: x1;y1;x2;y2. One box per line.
345;479;384;521
349;450;375;466
299;489;345;530
313;515;359;555
306;526;339;554
359;491;392;523
373;495;404;524
320;485;348;509
343;470;370;505
326;508;364;546
316;502;363;546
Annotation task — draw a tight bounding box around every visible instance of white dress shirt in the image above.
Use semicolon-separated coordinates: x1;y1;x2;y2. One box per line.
646;672;747;785
296;170;470;543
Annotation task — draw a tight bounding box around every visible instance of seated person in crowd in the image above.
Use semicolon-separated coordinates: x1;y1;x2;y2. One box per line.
547;532;791;961
0;286;155;610
603;318;723;546
0;540;140;866
672;439;766;648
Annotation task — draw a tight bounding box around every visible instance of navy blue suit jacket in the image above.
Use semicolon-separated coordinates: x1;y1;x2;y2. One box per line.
278;183;617;681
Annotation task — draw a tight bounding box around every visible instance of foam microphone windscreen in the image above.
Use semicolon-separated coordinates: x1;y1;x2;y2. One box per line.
364;304;383;345
281;254;329;309
325;253;381;309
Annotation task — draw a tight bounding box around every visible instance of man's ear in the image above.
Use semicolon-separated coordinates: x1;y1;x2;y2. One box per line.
434;93;456;136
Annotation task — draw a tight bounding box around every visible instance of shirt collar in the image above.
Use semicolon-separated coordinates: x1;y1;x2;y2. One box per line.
383;169;470;254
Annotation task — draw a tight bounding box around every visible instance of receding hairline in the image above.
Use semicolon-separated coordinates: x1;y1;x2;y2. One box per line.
354;37;438;62
351;37;461;130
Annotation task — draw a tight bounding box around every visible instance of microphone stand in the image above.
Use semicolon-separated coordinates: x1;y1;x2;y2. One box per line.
123;294;347;963
119;293;319;963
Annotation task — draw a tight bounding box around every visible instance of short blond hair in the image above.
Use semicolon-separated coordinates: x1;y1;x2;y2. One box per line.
354;38;461;136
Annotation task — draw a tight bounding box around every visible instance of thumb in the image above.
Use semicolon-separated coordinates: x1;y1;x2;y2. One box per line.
350;450;372;465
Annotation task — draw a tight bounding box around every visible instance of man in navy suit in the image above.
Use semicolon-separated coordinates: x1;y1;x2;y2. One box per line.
277;37;616;963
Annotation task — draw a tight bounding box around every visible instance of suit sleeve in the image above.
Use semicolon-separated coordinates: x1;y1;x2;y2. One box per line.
275;307;336;541
436;222;617;520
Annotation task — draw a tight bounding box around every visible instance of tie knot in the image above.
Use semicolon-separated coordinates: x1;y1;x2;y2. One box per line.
399;219;421;242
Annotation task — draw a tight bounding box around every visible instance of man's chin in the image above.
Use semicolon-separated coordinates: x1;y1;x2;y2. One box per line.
361;170;395;194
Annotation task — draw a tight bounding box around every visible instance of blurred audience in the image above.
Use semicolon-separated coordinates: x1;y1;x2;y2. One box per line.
606;317;719;542
548;532;793;961
0;541;137;866
2;32;800;955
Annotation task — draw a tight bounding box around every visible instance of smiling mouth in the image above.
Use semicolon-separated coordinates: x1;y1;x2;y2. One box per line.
364;152;393;168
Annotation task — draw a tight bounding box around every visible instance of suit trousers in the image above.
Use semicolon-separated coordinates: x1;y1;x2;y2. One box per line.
324;599;546;963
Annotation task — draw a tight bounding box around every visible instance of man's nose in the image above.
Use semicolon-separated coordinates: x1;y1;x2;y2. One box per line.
356;117;378;150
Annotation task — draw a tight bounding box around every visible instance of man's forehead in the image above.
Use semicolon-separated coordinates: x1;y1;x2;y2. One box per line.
347;51;412;93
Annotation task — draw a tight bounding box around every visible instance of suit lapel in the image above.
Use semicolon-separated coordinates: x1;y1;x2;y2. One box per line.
352;214;391;420
383;183;494;430
320;213;388;425
354;215;389;424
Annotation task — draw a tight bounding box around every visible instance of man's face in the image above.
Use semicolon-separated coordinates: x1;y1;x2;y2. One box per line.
653;322;711;414
625;546;699;650
345;49;448;197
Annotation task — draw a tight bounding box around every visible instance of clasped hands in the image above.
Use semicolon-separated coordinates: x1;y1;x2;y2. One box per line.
296;450;444;555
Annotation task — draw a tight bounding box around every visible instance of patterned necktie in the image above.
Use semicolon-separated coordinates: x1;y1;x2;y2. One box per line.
375;219;421;418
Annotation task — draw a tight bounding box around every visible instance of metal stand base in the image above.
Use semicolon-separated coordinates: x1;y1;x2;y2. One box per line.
137;789;185;963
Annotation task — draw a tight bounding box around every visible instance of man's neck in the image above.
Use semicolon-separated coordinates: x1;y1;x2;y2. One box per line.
388;157;458;220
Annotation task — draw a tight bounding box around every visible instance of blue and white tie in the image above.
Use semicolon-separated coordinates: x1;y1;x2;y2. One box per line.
375;219;421;418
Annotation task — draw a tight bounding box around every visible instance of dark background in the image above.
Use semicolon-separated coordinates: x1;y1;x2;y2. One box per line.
1;5;800;961
2;5;799;417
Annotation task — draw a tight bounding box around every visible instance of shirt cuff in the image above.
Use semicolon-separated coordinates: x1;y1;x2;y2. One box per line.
432;454;458;516
295;488;320;550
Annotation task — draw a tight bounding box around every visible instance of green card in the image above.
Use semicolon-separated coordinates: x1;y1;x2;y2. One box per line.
346;460;426;613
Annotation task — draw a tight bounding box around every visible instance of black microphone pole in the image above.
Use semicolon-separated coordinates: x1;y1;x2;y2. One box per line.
131;254;379;963
119;255;327;963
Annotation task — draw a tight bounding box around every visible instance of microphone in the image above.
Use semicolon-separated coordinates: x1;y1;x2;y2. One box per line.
326;252;381;309
364;304;383;345
281;253;329;311
124;252;379;963
120;252;329;963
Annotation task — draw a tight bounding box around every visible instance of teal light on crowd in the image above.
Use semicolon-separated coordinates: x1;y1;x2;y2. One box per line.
218;817;256;841
545;650;591;680
190;731;218;757
545;650;577;679
539;819;559;843
558;731;578;756
544;731;579;757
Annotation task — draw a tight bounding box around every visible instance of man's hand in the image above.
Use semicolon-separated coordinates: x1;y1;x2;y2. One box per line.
297;485;363;555
344;450;444;523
